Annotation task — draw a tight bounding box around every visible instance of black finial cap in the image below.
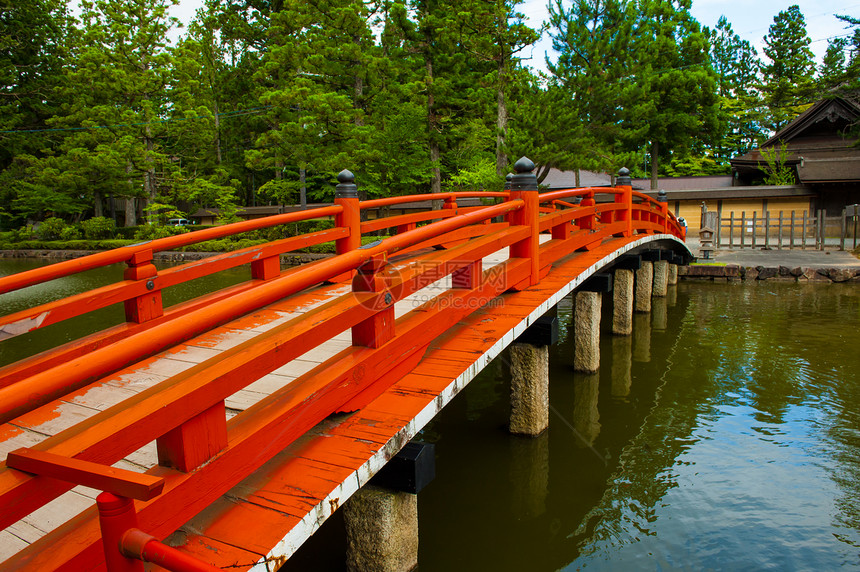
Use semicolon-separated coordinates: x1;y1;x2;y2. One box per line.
657;189;667;203
504;173;513;191
336;169;358;198
616;167;632;187
510;157;537;192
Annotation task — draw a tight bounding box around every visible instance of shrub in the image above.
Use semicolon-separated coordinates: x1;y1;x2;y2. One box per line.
133;224;189;241
60;226;82;241
36;217;67;241
10;226;34;242
96;239;136;249
81;217;116;240
115;226;140;239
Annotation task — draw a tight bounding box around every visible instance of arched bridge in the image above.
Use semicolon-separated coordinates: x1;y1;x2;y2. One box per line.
0;159;690;571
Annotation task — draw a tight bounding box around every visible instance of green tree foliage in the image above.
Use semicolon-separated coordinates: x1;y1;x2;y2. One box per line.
707;16;765;165
544;0;640;177
825;14;860;99
43;0;182;226
0;0;840;232
759;5;816;133
0;0;72;167
632;0;720;189
0;0;74;227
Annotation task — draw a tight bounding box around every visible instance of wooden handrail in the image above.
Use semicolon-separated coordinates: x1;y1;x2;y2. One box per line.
0;205;344;295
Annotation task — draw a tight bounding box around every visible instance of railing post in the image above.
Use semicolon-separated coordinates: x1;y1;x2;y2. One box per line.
333;169;361;282
351;254;395;348
507;157;540;286
124;250;163;323
729;212;734;248
97;493;145;572
615;168;633;237
657;188;669;235
578;191;596;231
156;401;228;472
790;211;795;248
840;207;847;251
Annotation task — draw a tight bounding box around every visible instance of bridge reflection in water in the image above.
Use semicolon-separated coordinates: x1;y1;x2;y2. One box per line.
283;281;857;572
0;159;688;571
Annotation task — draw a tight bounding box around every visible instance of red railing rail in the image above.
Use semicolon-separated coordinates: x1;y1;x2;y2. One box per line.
0;158;685;571
97;493;221;572
0;206;344;295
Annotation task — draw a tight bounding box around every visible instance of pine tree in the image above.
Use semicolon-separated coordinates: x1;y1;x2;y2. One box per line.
818;37;848;95
0;0;76;224
632;0;719;188
457;0;540;176
38;0;182;226
759;5;816;133
545;0;640;177
830;14;860;99
707;15;765;165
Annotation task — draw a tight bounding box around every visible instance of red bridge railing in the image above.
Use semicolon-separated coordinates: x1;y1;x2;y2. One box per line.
0;158;684;571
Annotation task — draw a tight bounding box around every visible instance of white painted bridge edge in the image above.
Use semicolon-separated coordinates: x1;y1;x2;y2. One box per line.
251;235;689;571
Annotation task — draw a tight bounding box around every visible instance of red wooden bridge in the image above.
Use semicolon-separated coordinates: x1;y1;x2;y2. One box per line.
0;160;688;571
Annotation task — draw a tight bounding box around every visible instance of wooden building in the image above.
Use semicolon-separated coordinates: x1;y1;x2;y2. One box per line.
730;96;860;216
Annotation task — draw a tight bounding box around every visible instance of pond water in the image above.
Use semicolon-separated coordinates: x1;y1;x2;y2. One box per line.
1;260;858;570
285;280;860;571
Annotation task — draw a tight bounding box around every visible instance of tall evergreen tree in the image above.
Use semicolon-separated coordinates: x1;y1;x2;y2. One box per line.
545;0;640;177
707;15;764;165
831;14;860;99
36;0;183;225
459;0;540;176
818;37;848;95
759;5;815;133
0;0;77;225
632;0;719;188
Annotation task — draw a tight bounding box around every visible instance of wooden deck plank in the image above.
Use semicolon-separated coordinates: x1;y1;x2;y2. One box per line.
0;232;685;569
160;533;265;571
0;531;28;564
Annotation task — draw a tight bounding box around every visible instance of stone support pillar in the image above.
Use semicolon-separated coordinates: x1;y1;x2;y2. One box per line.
652;260;669;297
509;433;549;519
345;486;418;572
652;296;667;331
632;313;651;362
573;373;601;448
574;291;601;373
668;263;678;285
612;269;634;335
509;343;549;436
610;335;633;397
634;261;653;313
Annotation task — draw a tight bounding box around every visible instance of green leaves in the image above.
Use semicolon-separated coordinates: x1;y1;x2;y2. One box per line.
759;5;816;132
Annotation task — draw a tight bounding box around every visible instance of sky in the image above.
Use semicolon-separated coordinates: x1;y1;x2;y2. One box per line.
165;0;859;74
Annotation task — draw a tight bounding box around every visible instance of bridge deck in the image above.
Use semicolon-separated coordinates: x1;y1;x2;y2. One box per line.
0;239;522;564
0;176;689;570
1;234;668;569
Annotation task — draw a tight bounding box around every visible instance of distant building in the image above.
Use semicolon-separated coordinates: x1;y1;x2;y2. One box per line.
730;96;860;216
543;97;859;230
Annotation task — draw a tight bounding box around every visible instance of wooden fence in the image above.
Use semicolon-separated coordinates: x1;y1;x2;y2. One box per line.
711;205;860;251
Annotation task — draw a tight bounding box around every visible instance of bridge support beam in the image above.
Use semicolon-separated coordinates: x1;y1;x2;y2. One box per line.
612;269;634;335
509;343;549;436
668;263;678;285
574;291;601;373
652;260;669;297
344;486;418;572
635;261;653;313
651;260;669;298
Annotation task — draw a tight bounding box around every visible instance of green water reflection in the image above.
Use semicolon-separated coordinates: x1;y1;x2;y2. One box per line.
424;282;860;571
2;259;859;570
0;258;250;367
285;281;860;571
